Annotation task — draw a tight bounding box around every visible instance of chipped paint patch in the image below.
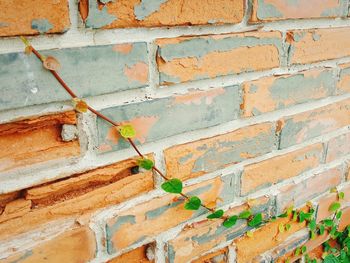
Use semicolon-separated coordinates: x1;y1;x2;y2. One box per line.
124;62;149;84
134;0;168;20
31;19;53;33
113;43;133;54
85;0;117;28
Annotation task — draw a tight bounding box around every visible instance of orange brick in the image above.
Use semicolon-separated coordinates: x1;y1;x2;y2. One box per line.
107;243;154;263
165;122;276;181
288;28;350;65
191;248;228;263
235;216;306;263
0;227;96;263
157;31;283;84
325;133;350;162
0;112;80;172
338;206;350;231
80;0;244;29
251;0;348;22
0;0;70;36
278;98;350;149
276;166;343;213
0;157;154;240
105;174;237;253
241;143;324;195
166;197;271;263
242;68;335;117
337;63;350;94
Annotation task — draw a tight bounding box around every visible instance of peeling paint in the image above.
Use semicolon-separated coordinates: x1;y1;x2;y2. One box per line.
134;0;168;20
256;0;284;19
31;19;53;33
85;0;117;28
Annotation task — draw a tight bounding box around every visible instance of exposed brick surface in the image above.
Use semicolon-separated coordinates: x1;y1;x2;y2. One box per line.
165;122;276;181
251;0;348;22
80;0;245;29
0;227;96;263
0;0;70;37
0;112;80;172
156;31;283;84
337;63;350;94
241;143;324;195
325;133;350;162
107;243;154;263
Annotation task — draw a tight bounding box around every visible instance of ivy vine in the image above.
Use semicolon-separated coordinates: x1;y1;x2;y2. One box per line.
19;37;350;262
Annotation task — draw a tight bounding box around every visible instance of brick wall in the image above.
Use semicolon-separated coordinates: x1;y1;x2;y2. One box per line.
0;0;350;262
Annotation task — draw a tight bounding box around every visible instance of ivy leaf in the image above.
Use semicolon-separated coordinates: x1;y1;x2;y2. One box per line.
309;219;316;231
285;223;291;231
319;224;325;235
299;211;306;223
248;213;263;227
323;254;339;263
279;223;285;233
278;212;288;218
336;210;343;220
72;98;88;113
238;210;252;219
338;191;345;200
310;230;316;240
301;245;307;254
207;209;224;219
223;215;238;228
246;230;253;238
293;211;298;221
137;158;154;170
119;124;136;139
184;196;201;210
161;179;183;194
329;202;341;212
323;219;334;227
295;247;301;256
330;187;338;193
287;205;294;216
43;56;61;71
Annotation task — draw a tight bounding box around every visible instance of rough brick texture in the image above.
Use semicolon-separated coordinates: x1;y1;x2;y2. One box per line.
1;1;350;262
80;0;245;29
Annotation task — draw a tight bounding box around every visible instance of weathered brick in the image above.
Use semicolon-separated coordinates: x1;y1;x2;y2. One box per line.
97;87;241;153
191;248;228;263
107;243;154;263
105;174;237;254
0;43;148;111
278;98;350;149
338;206;350;231
288;27;350;65
156;31;283;84
251;0;348;22
325;133;350;162
0;112;80;172
241;143;324;195
242;68;335;117
276;166;343;213
165;122;276;181
315;184;350;222
337;63;350;94
0;157;154;240
80;0;244;29
0;227;96;263
235;216;306;263
0;0;70;37
166;197;271;263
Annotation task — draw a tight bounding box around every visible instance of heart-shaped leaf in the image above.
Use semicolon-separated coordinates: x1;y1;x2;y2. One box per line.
184;196;201;210
43;56;61;71
119;124;136;139
223;215;238;228
238;210;252;219
329;202;341;212
248;213;263;227
161;179;182;194
338;191;345;200
138;158;154;170
207;209;224;219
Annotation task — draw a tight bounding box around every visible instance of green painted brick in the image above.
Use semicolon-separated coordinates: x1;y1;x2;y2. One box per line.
96;86;241;153
0;43;148;111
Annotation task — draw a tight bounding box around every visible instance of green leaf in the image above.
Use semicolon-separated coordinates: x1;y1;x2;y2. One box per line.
286;223;291;231
287;205;294;216
310;230;316;240
339;191;345;200
323;254;339;263
309;219;316;231
329;202;341;212
207;209;224;219
299;211;306;223
293;211;298;221
137;158;154;170
336;210;343;220
119;124;136;139
161;179;183;194
301;245;307;254
184;196;201;210
238;210;252;219
319;224;325;235
323;219;334;227
248;213;263;227
278;212;288;218
246;230;253;238
295;247;301;256
279;223;285;233
223;215;238;228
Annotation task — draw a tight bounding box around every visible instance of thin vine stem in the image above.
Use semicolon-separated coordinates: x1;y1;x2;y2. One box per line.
22;37;217;215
